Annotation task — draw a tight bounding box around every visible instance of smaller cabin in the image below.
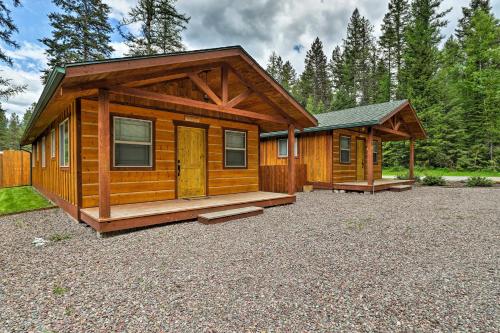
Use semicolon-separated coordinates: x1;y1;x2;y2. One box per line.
260;100;426;192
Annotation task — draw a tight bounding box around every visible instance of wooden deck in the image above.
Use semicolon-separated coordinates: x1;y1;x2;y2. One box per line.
332;179;415;192
80;191;295;233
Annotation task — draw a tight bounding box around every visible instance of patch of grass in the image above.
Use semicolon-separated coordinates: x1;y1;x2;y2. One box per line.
465;176;494;187
0;186;53;215
383;167;500;177
49;233;72;242
52;285;69;296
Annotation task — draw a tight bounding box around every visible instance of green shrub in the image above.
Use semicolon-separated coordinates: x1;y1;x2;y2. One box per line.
396;173;421;182
466;176;494;187
422;175;446;186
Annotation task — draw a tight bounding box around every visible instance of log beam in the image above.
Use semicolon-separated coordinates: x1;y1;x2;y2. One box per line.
188;72;222;105
221;64;229;104
366;127;374;186
409;138;415;180
373;125;411;138
287;124;296;195
226;88;252;108
98;89;111;219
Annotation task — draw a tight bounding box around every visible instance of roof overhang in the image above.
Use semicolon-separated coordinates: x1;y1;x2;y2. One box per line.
261;100;426;141
21;46;317;145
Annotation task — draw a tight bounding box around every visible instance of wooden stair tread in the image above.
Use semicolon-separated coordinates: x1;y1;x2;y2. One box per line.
389;185;413;192
198;206;263;224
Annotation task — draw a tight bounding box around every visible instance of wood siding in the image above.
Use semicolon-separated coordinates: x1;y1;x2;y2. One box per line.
260;128;382;185
80;99;259;208
0;150;31;188
31;101;79;207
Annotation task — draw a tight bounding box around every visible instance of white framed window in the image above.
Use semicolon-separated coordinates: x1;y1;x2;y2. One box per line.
340;136;351;164
277;138;298;158
113;116;153;167
51;129;56;158
373;141;379;164
32;143;36;167
224;130;247;168
59;118;70;167
41;136;46;168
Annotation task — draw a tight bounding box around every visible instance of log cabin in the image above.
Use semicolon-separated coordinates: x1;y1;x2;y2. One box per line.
21;46;317;233
260;100;426;192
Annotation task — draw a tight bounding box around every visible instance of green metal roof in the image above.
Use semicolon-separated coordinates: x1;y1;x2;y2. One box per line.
260;99;408;138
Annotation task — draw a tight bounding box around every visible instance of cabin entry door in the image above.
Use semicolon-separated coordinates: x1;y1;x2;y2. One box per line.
356;139;365;181
176;125;207;199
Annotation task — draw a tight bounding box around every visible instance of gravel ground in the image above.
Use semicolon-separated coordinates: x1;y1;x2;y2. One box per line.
1;187;499;332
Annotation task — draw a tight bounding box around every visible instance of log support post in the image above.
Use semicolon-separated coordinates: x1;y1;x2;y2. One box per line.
287;124;296;195
98;89;111;219
409;138;415;180
366;127;374;186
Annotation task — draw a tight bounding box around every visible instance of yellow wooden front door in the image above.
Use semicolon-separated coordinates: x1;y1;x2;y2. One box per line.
177;126;206;198
356;139;365;181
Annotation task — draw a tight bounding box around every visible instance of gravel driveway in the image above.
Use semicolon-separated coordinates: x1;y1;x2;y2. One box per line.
1;187;498;332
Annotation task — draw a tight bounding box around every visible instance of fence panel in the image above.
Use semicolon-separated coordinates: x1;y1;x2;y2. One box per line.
259;164;307;193
0;150;31;188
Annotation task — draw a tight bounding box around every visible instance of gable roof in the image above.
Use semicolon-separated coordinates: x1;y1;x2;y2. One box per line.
260;99;426;140
21;46;317;145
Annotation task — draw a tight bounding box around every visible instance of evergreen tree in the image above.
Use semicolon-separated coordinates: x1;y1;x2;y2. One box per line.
119;0;190;56
379;0;409;99
40;0;114;82
458;9;500;169
456;0;491;42
0;1;24;101
21;102;35;131
297;37;331;113
266;53;296;93
6;112;20;149
0;107;8;150
332;9;377;108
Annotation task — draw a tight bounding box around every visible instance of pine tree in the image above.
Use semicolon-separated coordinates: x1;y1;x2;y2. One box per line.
379;0;409;99
40;0;114;82
398;0;451;166
0;1;25;100
456;0;491;42
265;53;296;93
6;112;21;149
334;9;377;107
119;0;189;56
297;37;331;113
458;8;500;169
21;102;35;131
0;107;8;150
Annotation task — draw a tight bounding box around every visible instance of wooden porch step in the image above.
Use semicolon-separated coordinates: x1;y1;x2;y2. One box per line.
198;206;264;224
389;185;413;192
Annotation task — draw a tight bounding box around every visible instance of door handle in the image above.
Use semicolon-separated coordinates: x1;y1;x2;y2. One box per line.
177;160;180;176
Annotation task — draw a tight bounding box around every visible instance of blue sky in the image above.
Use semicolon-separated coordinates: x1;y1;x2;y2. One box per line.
2;0;498;117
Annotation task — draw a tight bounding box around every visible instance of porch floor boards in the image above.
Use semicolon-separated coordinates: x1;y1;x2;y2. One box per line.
79;191;295;232
332;179;415;192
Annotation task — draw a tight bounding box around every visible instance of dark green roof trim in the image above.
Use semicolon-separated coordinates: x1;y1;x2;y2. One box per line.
21;67;66;144
261;100;408;139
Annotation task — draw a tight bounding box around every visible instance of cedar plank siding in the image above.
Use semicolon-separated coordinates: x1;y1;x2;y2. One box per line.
80;99;259;208
31;101;79;216
260;128;382;185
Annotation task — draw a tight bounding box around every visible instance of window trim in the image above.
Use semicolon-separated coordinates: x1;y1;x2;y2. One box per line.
59;118;70;167
41;136;46;168
111;114;156;171
277;137;299;158
223;128;248;169
50;129;56;159
339;135;351;164
32;143;36;167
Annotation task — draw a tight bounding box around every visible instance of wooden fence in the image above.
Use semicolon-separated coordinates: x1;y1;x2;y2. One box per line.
0;150;31;188
259;164;307;193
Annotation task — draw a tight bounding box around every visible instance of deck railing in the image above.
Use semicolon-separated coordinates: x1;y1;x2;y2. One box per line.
259;164;307;193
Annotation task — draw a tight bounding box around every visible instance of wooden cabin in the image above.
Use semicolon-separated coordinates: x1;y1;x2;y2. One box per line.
260;100;426;192
21;46;317;233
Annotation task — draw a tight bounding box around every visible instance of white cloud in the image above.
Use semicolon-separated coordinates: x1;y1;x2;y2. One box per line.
110;41;128;58
106;0;135;20
4;41;47;68
0;64;43;116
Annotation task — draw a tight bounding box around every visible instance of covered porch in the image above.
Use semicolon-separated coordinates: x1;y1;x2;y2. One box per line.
332;179;415;192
